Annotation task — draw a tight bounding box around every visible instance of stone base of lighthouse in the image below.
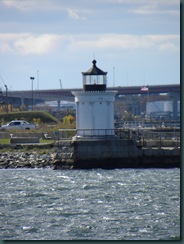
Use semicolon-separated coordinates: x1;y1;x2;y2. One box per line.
72;91;117;137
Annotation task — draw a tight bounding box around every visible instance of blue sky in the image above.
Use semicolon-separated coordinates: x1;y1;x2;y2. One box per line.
0;0;180;91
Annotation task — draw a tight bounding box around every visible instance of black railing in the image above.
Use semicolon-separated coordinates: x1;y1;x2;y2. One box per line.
56;128;180;148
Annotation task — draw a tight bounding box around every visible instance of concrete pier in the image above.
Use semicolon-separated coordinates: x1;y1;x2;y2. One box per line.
53;138;180;169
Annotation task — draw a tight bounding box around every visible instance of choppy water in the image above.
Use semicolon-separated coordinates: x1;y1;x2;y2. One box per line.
0;168;180;240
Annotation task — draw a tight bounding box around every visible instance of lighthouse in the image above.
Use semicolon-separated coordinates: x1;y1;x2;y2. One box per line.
72;60;117;137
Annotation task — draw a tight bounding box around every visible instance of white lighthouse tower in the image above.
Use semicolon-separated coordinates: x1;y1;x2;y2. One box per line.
72;60;117;137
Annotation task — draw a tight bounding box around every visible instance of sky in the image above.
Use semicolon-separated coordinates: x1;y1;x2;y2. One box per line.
0;0;180;91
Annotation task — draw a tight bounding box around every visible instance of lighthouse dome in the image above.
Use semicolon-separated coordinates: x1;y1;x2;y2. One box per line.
82;60;107;91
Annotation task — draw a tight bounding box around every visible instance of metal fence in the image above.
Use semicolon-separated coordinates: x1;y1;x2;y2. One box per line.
56;128;180;148
137;130;180;148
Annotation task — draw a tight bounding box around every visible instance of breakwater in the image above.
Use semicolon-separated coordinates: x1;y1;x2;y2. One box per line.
54;139;180;169
0;138;180;169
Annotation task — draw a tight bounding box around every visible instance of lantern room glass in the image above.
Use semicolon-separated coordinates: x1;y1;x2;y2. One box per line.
83;74;107;86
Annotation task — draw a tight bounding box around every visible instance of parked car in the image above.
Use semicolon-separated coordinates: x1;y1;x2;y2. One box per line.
0;120;38;131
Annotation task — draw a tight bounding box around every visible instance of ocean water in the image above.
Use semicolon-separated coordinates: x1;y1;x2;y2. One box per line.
0;168;180;240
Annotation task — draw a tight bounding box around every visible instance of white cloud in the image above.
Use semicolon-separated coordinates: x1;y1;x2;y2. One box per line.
1;0;89;16
128;0;179;16
1;0;179;17
2;0;39;11
1;0;63;12
130;6;179;16
66;9;86;20
0;33;61;55
158;43;179;51
109;0;179;16
68;34;180;52
0;33;179;56
114;0;178;4
14;34;60;55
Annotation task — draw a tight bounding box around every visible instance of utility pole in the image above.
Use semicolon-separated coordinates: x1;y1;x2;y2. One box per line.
4;85;8;113
30;77;35;111
59;79;63;89
0;75;8;112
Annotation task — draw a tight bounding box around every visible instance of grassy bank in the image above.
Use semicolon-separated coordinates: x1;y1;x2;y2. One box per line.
0;138;54;144
0;111;76;133
0;111;60;124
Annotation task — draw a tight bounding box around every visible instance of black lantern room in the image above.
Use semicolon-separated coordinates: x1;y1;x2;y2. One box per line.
82;60;107;91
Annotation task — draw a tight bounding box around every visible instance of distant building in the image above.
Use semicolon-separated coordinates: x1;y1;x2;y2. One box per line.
45;101;75;112
147;101;173;114
146;101;174;118
34;101;76;112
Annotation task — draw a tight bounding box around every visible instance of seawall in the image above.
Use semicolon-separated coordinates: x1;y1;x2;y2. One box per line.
0;138;180;169
54;139;180;169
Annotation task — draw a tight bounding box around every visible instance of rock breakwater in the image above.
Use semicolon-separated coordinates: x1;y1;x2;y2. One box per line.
0;151;53;169
0;142;74;169
0;138;180;170
0;150;74;170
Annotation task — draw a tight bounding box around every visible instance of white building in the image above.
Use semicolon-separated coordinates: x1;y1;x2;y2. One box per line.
72;60;117;137
44;101;75;111
146;101;173;114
